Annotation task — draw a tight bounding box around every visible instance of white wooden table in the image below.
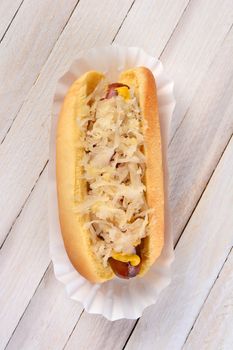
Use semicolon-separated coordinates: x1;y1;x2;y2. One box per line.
1;1;233;349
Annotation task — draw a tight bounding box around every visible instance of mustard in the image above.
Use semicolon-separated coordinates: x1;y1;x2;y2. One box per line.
129;137;137;145
112;252;140;266
116;86;130;100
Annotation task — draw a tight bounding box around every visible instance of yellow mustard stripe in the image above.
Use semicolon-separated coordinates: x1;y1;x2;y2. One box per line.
116;86;130;100
112;252;140;266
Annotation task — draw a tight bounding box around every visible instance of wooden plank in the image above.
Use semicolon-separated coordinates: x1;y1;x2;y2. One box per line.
0;0;79;144
115;0;190;57
116;0;233;139
6;276;133;350
0;0;134;247
160;0;233;136
0;0;23;40
0;170;50;349
169;25;233;242
125;136;233;350
65;314;135;350
183;249;233;350
6;265;83;350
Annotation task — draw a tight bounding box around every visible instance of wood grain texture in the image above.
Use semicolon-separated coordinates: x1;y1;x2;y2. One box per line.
6;265;83;350
169;25;233;242
184;249;233;350
161;0;233;136
0;0;79;143
116;0;233;139
1;0;233;349
125;136;233;350
115;0;190;56
0;0;134;247
65;313;135;350
0;170;50;350
0;0;23;40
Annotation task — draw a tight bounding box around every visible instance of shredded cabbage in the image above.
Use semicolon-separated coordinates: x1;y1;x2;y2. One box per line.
76;79;152;266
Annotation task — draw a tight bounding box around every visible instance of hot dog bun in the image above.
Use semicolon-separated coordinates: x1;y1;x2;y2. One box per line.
56;67;164;283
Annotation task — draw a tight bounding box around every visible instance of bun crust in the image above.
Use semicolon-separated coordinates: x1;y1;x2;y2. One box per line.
56;67;164;283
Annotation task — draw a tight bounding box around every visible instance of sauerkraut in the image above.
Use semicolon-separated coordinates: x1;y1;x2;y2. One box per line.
76;80;151;266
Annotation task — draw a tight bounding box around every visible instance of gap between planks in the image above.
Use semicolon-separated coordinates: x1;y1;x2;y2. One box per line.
61;310;85;350
0;0;24;43
159;0;191;58
173;132;233;251
0;0;81;146
111;0;136;43
183;245;233;348
4;263;51;350
183;246;233;349
168;20;233;149
0;160;48;250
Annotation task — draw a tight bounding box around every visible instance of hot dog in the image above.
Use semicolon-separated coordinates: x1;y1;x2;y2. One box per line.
56;67;164;283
